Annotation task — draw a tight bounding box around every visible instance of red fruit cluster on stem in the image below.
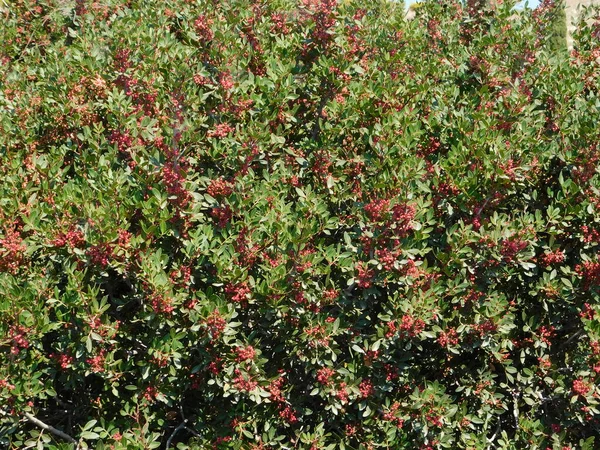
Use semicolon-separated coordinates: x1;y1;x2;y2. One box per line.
235;345;257;362
580;303;596;321
500;237;528;263
316;367;336;385
572;379;591;397
389;314;426;339
233;369;258;392
194;15;214;42
8;325;30;355
359;379;374;398
205;312;226;339
391;203;416;237
225;282;251;304
149;293;174;315
0;226;26;274
207;123;234;139
540;249;565;266
437;328;459;347
582;225;600;244
207;178;234;198
576;260;600;288
382;402;404;428
53;227;85;248
364;199;389;221
356;262;374;288
472;320;497;337
162;164;190;209
49;352;74;370
87;350;106;373
211;205;233;228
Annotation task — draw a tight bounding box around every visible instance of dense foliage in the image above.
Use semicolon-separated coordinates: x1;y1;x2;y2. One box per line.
2;0;600;448
547;0;568;52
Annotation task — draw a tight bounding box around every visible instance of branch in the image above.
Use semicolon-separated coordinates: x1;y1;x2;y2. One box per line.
512;390;520;431
486;419;501;449
561;329;584;348
166;419;188;449
185;426;201;438
24;412;77;445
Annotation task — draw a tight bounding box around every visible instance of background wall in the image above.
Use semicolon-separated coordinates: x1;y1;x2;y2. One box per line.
566;0;600;47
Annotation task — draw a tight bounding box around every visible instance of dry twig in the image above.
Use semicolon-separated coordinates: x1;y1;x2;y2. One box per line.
24;412;78;445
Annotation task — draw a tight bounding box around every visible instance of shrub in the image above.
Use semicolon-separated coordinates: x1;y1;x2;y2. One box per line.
1;0;600;449
546;0;568;52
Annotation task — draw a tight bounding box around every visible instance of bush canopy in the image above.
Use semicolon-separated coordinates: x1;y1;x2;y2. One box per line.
1;0;600;449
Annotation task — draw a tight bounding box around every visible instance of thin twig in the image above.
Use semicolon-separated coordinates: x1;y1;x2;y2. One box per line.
166;419;188;449
179;403;186;421
486;419;501;449
561;329;584;348
184;426;201;438
512;390;520;431
24;412;77;445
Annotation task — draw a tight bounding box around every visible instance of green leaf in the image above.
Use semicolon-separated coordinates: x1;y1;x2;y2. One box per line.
80;431;100;440
362;406;372;417
82;420;97;431
352;345;364;354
